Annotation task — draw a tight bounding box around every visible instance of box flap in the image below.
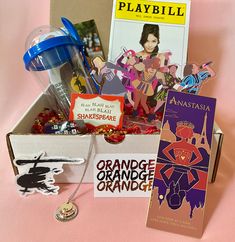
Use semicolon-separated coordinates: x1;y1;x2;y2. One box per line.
50;0;113;58
6;132;18;175
211;131;224;182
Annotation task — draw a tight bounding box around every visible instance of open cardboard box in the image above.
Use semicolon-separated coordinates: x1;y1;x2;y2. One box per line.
7;93;223;184
7;0;224;185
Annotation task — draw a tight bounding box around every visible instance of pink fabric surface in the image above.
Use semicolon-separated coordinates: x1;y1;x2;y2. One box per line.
0;0;235;241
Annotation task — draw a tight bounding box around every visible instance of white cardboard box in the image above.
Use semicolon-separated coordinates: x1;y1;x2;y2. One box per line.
7;93;223;183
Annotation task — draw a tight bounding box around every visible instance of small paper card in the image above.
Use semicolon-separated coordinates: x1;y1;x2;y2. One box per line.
146;90;216;238
70;94;124;128
94;154;156;197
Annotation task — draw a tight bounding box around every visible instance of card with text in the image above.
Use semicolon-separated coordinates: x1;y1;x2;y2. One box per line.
70;94;124;128
94;154;156;197
146;90;216;237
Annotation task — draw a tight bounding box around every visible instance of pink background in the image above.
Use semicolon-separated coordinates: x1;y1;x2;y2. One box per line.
0;0;235;241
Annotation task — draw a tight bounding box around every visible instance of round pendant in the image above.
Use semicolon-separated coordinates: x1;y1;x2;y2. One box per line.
55;202;78;222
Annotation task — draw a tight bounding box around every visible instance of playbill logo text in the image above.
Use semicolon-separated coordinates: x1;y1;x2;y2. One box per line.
169;96;211;111
115;0;187;24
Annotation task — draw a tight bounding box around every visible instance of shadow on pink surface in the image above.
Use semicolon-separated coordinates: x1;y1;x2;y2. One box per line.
188;32;223;99
204;117;235;230
187;0;234;232
58;183;93;201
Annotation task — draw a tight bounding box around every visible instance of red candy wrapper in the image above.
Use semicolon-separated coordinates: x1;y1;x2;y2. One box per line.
123;115;161;135
31;109;161;144
31;108;65;134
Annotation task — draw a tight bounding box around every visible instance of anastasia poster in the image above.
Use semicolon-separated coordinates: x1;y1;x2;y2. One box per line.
146;90;216;237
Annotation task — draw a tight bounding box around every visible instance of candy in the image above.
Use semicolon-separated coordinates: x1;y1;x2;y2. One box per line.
31;108;65;134
31;109;160;141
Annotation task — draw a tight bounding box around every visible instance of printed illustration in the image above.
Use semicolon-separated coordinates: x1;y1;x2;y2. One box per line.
91;56;127;95
14;152;84;196
176;62;215;94
147;90;216;237
116;49;138;106
116;24;173;122
108;0;191;122
153;64;181;112
74;19;104;59
157;120;206;218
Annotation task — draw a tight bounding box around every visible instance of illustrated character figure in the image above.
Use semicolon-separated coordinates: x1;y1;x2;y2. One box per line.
132;24;171;120
91;56;127;95
116;49;139;106
177;62;215;94
132;24;160;121
153;64;181;112
159;121;203;217
116;49;138;90
163;121;203;169
136;24;171;84
132;57;160;122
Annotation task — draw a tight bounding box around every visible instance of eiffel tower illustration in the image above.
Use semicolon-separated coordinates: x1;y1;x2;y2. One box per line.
196;112;210;154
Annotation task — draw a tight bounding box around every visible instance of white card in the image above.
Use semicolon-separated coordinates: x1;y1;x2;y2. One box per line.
94;153;156;197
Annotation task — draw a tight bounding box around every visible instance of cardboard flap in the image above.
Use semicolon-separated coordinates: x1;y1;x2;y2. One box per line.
50;0;113;58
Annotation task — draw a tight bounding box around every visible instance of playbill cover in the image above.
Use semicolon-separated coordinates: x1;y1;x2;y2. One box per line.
108;0;191;78
146;90;216;237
